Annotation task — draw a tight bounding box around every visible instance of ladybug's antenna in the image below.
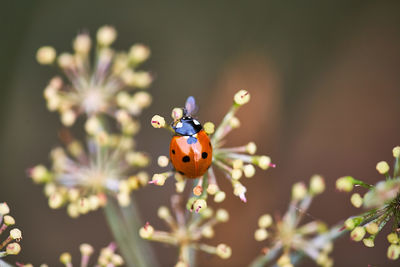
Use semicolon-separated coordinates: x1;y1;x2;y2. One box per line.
184;96;198;117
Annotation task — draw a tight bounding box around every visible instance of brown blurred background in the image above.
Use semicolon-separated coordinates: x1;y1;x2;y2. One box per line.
2;1;400;266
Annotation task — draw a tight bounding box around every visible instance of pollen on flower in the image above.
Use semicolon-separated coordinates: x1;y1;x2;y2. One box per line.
151;115;166;128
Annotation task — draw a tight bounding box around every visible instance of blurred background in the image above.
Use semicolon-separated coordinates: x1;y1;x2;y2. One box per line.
2;1;400;266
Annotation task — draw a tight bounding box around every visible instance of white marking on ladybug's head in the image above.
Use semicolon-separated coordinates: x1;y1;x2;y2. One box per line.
176;122;183;128
193;120;200;125
193;133;198;137
184;136;189;139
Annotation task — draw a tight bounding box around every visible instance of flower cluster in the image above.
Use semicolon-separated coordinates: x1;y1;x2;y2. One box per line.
253;175;334;267
337;146;400;260
19;242;123;267
28;133;149;217
36;25;152;129
139;195;231;266
0;203;22;261
150;90;274;209
31;26;153;217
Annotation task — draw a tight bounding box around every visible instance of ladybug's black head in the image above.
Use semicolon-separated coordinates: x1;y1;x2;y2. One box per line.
172;117;202;136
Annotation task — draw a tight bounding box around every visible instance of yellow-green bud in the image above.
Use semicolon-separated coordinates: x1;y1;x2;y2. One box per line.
376;161;390;174
258;214;273;229
350;193;363;208
234;90;250;105
336;176;354;192
387;232;399;244
350;226;366;242
393;146;400;158
292;182;307;201
309;175;325;195
216;244;232;259
254;228;268;241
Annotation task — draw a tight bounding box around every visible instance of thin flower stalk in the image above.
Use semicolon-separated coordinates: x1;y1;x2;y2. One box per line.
0;202;22;262
17;242;123;267
252;175;334;267
336;146;400;260
139;195;231;266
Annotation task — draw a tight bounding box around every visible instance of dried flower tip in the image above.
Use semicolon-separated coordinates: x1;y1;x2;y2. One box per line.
111;254;124;266
257;156;271;170
193;185;203;196
49;193;64;209
258;214;273;229
157;156;169;167
350;226;366;242
97;25;117;46
129;44;150;64
202;226;214;238
387;244;400;260
387;232;399;244
139;223;154;239
243;164;256;178
292;182;307;201
80;243;94;255
246;142;257;155
4;215;15;226
151;115;166;128
157;206;170;219
200;207;213;219
150;173;167;186
231;169;243;180
216;209;229;222
277;253;291;266
254;228;268;241
309;175;325;195
336;176;354;192
229;116;240;128
203;122;215;135
214;191;226;203
61;110;77;126
234;90;250;106
73;34;91;54
344;217;362;230
117;193;131;207
0;202;10;215
207;184;219;195
376;161;390;174
366;222;379;235
193;199;207;213
6;242;21;255
36;46;56;65
57;53;74;69
233;182;247;202
171;108;183;120
85;116;103;135
350;193;363;208
60;252;72;264
175;261;188;267
216;244;232;259
393;146;400;158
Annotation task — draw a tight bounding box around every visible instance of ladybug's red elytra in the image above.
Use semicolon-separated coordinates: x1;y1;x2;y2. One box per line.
169;97;212;178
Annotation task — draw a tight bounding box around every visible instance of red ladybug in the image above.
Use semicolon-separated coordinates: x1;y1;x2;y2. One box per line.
169;97;212;178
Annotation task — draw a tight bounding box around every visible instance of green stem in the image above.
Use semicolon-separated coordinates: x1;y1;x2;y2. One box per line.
104;196;159;267
0;259;14;267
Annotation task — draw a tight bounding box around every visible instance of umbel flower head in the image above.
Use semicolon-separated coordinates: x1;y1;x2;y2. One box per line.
18;242;123;267
0;202;22;261
150;90;274;209
139;195;231;266
253;175;334;267
37;25;152;128
336;146;400;260
28;131;149;217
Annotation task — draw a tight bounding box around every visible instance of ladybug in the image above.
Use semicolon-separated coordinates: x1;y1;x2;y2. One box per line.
169;97;212;178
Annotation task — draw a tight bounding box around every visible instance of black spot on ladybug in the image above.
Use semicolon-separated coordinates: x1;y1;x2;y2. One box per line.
202;152;208;159
172;149;175;154
179;171;185;175
182;156;190;163
187;136;197;144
